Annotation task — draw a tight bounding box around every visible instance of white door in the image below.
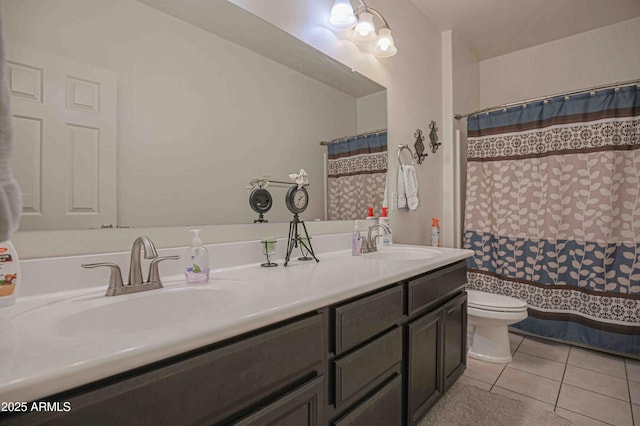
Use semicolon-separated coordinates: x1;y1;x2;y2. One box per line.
7;43;117;231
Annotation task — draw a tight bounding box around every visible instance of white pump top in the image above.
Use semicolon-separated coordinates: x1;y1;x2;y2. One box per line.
190;229;203;247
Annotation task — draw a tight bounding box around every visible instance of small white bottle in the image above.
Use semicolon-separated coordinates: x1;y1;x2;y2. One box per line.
379;207;392;247
185;229;210;283
352;220;362;256
0;241;20;308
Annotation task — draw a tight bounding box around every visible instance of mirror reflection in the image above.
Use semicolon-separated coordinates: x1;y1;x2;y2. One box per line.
3;0;386;231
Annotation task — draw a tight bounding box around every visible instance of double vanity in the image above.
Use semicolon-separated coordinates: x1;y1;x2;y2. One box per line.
0;235;472;425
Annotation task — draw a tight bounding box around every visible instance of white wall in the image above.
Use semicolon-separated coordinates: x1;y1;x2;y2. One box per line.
357;91;387;133
3;0;360;228
441;31;479;248
480;17;640;107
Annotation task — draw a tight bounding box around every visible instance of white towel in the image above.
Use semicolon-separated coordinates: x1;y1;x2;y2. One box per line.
0;10;22;241
398;165;419;211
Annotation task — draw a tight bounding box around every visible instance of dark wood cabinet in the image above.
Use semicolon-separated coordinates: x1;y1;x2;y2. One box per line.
406;308;443;426
443;292;467;391
405;261;468;426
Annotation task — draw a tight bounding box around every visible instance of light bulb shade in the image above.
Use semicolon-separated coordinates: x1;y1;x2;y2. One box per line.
328;0;356;30
352;12;377;44
371;27;397;57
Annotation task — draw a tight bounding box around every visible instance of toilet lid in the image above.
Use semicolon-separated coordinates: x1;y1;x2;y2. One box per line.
467;290;528;312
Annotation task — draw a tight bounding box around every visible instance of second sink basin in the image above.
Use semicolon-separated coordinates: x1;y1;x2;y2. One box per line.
363;246;441;261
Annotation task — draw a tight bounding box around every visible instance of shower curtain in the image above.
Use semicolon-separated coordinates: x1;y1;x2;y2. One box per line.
327;131;387;220
464;85;640;355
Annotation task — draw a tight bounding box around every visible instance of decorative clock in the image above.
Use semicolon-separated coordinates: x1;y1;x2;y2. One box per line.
285;185;309;215
249;187;272;223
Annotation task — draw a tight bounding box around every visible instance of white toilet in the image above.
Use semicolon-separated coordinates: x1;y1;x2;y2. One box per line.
467;290;528;363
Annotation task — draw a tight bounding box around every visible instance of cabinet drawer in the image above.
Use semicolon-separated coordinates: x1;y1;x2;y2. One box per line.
334;286;403;354
407;261;466;316
334;327;402;409
236;376;325;426
333;375;402;426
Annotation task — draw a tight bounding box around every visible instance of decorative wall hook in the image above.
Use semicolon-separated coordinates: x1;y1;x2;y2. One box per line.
429;121;440;154
413;129;427;164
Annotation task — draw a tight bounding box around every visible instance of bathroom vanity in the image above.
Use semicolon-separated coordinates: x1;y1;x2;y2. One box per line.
0;241;471;425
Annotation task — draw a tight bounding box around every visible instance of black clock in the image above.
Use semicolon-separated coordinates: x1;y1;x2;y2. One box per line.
285;185;309;215
249;187;273;214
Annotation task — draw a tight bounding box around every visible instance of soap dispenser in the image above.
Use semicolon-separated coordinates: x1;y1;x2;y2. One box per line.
185;229;210;283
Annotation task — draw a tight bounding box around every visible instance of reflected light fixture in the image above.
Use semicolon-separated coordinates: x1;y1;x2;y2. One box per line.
327;0;397;58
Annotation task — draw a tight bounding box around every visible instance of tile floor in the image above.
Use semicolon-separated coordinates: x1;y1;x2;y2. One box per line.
460;333;640;425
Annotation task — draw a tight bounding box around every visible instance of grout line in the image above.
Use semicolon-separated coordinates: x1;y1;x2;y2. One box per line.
626;360;636;426
555;407;616;426
554;345;570;410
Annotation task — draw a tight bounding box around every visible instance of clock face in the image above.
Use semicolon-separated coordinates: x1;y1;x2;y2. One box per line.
286;186;309;214
249;188;273;214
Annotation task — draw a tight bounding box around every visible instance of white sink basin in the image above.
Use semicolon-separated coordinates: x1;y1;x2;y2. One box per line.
363;247;441;261
53;287;233;338
7;282;257;339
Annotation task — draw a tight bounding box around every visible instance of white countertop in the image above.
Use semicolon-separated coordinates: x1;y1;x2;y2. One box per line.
0;242;472;403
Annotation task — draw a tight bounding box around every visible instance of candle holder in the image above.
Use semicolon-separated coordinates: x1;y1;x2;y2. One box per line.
260;239;278;267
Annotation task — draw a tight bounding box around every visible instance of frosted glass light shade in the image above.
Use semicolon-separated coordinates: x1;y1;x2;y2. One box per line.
328;0;357;30
371;27;397;57
352;12;377;44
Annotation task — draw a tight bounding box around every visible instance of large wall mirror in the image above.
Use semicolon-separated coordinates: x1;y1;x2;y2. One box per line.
4;0;386;232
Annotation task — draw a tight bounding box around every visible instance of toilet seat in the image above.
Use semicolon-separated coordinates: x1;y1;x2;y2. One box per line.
467;290;527;312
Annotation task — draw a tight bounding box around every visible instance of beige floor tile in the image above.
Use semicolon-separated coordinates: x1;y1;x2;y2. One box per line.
518;336;570;363
509;332;524;354
568;347;627;379
494;367;561;405
456;375;492;391
491;386;555;412
555;408;612;426
630;380;640;405
627;358;640;383
557;383;633;426
508;351;566;381
563;364;629;401
463;356;507;385
632;404;639;426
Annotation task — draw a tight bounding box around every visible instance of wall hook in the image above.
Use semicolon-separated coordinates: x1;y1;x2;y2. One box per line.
429;120;440;154
413;129;427;164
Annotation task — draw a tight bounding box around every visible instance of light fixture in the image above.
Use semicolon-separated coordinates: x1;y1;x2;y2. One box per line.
328;0;357;30
327;0;397;58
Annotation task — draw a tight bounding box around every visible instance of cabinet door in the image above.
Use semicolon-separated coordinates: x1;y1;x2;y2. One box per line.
443;292;467;391
236;376;324;426
406;309;442;426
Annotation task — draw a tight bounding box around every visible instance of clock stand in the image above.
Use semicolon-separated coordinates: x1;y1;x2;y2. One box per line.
284;214;319;267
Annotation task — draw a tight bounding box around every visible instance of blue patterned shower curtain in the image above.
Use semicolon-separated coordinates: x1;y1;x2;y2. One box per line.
464;85;640;355
327;132;387;220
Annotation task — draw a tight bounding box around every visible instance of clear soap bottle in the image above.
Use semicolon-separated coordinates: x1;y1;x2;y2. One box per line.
185;229;210;283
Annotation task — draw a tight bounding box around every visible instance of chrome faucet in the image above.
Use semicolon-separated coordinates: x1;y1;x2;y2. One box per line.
128;236;158;286
361;224;391;253
82;236;179;296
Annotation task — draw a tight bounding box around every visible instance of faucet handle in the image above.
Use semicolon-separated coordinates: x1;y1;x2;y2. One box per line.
147;255;180;285
82;262;124;296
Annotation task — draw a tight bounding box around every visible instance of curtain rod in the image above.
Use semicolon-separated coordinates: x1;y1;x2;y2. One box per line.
319;128;387;145
454;78;640;120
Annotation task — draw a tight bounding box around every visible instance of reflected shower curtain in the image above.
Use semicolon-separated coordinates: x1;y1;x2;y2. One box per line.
327;131;387;220
464;85;640;355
